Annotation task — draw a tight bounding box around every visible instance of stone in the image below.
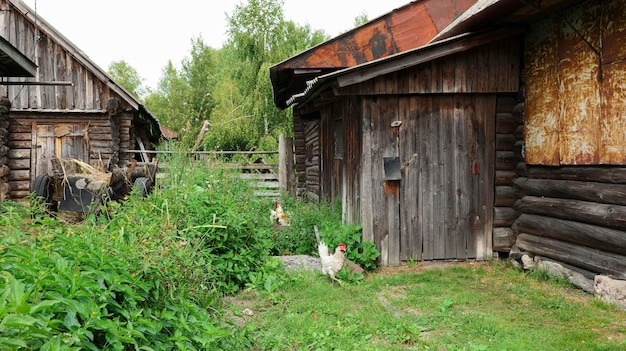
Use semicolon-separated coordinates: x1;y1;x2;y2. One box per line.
536;259;594;293
521;254;535;270
595;275;626;311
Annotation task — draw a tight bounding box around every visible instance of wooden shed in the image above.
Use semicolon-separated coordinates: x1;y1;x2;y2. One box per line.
272;0;626;278
0;0;163;202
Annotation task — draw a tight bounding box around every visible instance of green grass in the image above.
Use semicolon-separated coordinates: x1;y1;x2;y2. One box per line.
2;150;625;350
228;262;626;351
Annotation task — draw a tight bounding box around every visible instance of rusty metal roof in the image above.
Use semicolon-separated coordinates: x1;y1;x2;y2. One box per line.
270;0;477;110
432;0;585;41
286;27;524;107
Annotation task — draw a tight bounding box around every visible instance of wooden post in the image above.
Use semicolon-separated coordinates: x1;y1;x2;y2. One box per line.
286;137;295;196
191;120;210;153
279;134;288;194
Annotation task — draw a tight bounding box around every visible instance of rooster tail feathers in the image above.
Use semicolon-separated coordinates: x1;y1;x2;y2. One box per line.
318;241;329;258
315;225;330;257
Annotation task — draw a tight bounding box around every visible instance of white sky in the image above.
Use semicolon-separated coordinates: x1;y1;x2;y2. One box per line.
21;0;409;90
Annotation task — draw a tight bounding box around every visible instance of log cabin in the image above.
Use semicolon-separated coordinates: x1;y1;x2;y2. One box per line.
270;0;626;289
0;0;163;202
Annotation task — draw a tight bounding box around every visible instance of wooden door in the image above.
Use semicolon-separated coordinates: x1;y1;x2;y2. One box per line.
364;95;495;264
33;123;89;180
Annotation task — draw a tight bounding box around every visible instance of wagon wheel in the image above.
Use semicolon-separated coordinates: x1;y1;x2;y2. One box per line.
133;177;153;197
31;174;55;210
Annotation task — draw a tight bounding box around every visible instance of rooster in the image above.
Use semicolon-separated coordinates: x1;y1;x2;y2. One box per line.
314;225;346;286
269;201;290;226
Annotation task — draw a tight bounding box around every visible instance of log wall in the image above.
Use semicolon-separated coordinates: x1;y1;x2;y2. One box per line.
512;168;626;279
7;111;134;200
0;98;10;201
493;94;524;252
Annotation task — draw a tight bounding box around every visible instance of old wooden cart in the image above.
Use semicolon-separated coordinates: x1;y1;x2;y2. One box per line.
31;158;157;213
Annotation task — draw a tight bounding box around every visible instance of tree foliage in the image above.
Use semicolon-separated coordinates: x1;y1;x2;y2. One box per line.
108;60;146;99
143;0;329;151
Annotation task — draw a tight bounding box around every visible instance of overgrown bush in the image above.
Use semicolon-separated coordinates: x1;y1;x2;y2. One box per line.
0;199;255;350
0;147;379;349
0;152;282;349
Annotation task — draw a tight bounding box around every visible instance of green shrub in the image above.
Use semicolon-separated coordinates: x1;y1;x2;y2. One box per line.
0;200;251;350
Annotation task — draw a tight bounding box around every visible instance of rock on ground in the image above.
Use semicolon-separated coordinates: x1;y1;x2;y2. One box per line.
275;255;321;271
595;275;626;310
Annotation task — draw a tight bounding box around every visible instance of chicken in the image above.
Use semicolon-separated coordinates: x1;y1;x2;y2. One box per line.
269;201;290;226
314;225;347;286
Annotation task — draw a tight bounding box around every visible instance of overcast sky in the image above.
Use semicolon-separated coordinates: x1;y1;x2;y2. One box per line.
21;0;409;89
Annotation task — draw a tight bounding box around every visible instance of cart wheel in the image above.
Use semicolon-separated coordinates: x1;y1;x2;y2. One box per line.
32;174;54;208
133;177;153;197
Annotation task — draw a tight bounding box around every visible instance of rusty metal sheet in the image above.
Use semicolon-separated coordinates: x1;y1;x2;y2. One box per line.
385;3;436;53
557;2;601;165
601;0;626;64
600;61;626;164
274;0;477;71
423;0;477;32
600;1;626;164
524;18;561;165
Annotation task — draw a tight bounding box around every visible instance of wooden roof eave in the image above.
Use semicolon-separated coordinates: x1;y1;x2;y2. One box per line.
288;26;525;108
0;35;36;77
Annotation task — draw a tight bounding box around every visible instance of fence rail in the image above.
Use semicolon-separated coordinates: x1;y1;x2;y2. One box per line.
127;135;295;198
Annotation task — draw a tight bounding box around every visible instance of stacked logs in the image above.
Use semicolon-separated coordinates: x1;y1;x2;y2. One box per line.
106;98;121;169
0;97;11;202
493;95;524;252
512;169;626;279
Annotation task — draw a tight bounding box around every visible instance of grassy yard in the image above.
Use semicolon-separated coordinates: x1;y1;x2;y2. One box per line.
226;260;626;351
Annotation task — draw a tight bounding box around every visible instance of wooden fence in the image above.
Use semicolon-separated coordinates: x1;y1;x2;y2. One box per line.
128;135;295;198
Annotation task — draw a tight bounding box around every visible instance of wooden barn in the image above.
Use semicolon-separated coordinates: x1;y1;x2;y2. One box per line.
271;0;626;286
0;0;163;203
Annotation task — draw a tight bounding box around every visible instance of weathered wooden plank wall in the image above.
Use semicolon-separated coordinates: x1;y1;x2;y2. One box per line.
0;1;158;202
0;2;120;111
292;36;522;264
338;38;521;96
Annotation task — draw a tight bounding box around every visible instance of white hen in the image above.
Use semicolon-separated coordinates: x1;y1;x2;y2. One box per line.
314;225;347;286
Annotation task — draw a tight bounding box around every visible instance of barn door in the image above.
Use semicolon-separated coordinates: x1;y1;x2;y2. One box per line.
365;95;494;265
399;95;494;261
33;123;89;180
